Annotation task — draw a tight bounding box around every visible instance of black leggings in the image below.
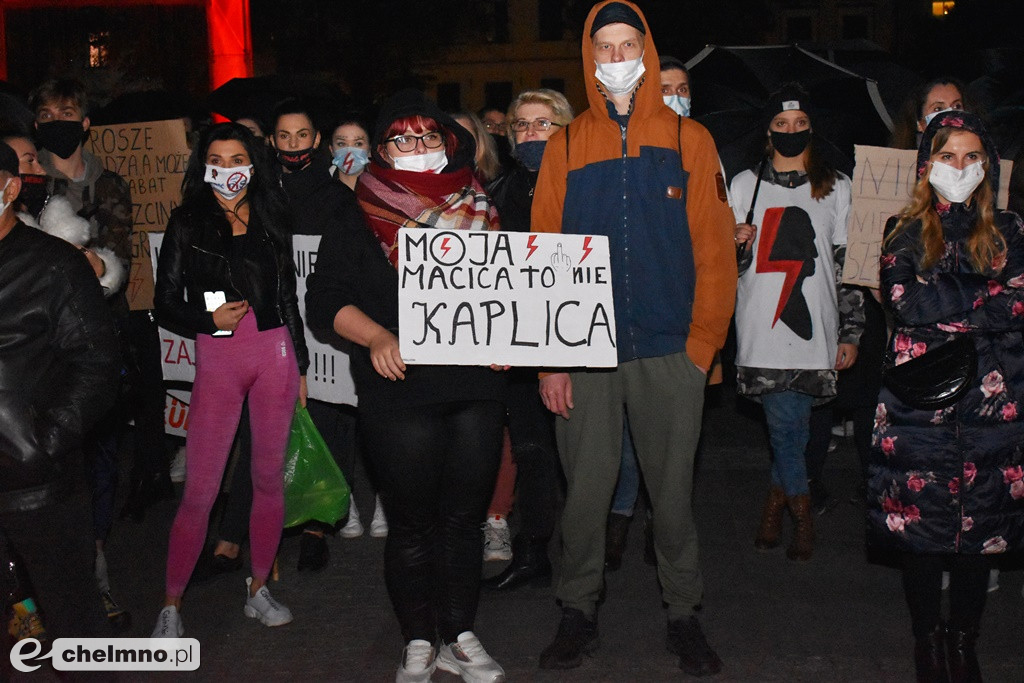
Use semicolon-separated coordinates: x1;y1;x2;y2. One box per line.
901;552;992;638
361;400;504;643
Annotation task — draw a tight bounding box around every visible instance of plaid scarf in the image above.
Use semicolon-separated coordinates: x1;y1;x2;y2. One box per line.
357;161;500;267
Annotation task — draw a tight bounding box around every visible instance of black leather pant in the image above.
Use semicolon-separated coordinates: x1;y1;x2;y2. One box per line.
361;400;504;643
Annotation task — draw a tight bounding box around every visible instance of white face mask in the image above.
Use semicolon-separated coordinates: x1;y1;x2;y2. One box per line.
204;164;253;200
595;56;646;95
923;107;957;127
391;149;447;174
928;160;985;204
663;94;690;117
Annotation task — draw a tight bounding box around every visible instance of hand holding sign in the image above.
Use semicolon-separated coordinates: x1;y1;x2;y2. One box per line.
551;242;572;271
369;329;406;381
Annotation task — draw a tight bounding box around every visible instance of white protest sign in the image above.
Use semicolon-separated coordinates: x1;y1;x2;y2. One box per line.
148;231;197;383
843;145;1012;288
397;229;617;367
165;388;191;437
293;235;358;405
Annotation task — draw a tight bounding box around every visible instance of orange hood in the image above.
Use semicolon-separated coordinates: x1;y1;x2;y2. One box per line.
582;0;664;121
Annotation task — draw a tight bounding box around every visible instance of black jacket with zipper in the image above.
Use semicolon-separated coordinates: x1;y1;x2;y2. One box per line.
0;222;120;512
155;204;309;374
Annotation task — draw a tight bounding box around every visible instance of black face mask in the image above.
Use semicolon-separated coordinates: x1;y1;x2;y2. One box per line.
769;129;811;159
36;120;85;159
276;147;314;172
18;174;49;218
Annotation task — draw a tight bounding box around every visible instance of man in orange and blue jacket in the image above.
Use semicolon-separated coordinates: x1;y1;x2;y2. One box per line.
532;1;736;675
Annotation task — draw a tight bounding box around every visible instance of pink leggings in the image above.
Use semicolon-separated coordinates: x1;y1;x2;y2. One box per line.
165;311;299;597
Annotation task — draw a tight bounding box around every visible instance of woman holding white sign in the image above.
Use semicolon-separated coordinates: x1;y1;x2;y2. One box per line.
306;90;506;683
869;110;1024;682
731;84;863;562
153;122;308;637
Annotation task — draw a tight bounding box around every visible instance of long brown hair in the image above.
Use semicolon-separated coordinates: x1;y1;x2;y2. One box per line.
886;127;1005;274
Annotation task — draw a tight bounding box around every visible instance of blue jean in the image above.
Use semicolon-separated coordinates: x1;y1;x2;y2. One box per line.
611;413;640;516
761;391;814;496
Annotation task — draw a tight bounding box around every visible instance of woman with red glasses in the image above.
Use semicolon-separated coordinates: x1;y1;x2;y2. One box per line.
306;90;506;683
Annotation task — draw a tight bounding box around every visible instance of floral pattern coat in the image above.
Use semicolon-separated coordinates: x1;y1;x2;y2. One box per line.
867;203;1024;555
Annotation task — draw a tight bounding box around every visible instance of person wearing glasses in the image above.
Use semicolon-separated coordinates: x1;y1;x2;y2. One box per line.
306;90;506;683
479;89;572;592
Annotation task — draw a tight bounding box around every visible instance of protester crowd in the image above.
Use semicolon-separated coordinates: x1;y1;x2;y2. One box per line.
2;1;1022;682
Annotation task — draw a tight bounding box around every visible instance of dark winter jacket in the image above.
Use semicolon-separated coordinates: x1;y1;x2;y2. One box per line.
868;205;1024;554
0;222;120;512
279;159;358;236
155;205;309;374
487;163;537;233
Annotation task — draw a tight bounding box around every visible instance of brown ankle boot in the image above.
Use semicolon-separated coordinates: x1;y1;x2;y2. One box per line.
786;494;814;561
754;487;786;550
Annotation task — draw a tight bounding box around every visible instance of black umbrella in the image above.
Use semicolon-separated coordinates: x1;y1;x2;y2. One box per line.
0;91;34;135
90;89;196;126
205;75;349;132
685;45;894;181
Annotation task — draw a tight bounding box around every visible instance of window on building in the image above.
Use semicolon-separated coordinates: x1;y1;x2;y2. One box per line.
437;83;461;112
931;2;955;17
89;31;110;68
484;81;513;113
489;0;510;44
842;15;869;40
538;0;564;41
540;78;565;94
786;16;813;42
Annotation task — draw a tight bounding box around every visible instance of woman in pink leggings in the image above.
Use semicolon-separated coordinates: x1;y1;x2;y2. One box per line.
152;122;308;637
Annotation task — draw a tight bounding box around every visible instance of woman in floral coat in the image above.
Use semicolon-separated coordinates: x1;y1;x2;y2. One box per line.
869;110;1024;683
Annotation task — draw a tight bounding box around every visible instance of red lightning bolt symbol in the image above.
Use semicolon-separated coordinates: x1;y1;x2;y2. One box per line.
579;236;593;264
755;207;802;327
526;235;538;259
440;237;451;258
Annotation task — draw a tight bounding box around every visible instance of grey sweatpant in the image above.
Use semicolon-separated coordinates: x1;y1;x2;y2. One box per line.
555;351;706;620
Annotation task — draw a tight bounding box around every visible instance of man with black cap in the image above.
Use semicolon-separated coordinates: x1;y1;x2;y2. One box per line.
531;0;736;675
0;141;120;654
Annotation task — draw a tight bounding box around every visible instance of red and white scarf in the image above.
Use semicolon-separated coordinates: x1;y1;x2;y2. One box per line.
357;162;500;267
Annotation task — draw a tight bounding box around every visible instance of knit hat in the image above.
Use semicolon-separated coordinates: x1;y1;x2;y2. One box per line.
0;142;17;176
917;109;1000;193
762;83;815;131
589;2;645;37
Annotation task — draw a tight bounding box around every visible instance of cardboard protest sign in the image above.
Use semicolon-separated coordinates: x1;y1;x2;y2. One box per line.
844;145;1012;288
87;119;191;310
397;229;617;367
148;232;357;436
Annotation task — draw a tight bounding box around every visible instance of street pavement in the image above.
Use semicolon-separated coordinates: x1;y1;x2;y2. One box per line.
21;386;1023;682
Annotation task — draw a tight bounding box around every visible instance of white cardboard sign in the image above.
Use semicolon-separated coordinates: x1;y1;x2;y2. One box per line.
397;229;617;367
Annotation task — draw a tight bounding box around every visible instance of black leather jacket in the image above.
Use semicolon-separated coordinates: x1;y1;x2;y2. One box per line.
0;222;120;512
155;204;309;374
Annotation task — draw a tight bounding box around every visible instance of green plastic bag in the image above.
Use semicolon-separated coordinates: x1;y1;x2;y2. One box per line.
283;405;350;528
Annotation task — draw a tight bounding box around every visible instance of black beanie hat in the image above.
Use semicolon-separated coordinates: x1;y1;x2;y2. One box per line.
762;83;815;131
0;142;17;176
590;2;645;37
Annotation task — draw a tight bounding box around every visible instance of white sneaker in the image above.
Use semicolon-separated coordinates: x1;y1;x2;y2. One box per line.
340;503;364;539
482;516;512;562
437;631;505;683
169;446;187;483
988;568;1000;593
151;605;184;637
243;577;293;627
370;495;389;538
396;639;436;683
